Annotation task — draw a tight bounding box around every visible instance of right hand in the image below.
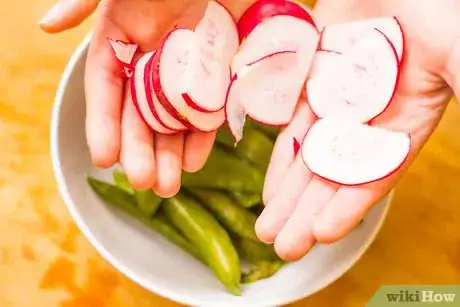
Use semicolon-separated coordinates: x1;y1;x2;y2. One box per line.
39;0;255;197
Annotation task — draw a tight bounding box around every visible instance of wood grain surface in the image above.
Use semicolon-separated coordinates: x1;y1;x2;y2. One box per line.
0;1;459;306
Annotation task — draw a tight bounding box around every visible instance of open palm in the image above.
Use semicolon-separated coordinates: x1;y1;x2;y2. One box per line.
257;0;460;260
40;0;255;197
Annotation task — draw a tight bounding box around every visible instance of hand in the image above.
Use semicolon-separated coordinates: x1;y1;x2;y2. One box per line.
257;0;460;261
39;0;252;197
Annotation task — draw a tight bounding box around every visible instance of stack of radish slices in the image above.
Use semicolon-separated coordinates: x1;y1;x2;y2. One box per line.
302;17;411;185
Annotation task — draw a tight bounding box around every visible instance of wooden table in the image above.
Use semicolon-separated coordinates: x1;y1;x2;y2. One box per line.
0;1;459;306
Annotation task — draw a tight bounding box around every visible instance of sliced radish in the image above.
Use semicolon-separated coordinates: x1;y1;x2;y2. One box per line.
231;15;319;76
152;27;225;132
320;17;404;62
226;51;300;142
293;137;300;156
130;52;176;135
237;0;316;42
308;49;342;78
306;29;399;123
144;53;188;131
108;38;138;65
195;0;239;64
301;118;410;185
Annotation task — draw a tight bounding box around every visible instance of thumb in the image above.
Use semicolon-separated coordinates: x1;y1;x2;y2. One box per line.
39;0;99;33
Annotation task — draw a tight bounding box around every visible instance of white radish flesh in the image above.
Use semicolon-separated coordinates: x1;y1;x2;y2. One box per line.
153;28;225;131
308;49;342;78
320;17;404;62
231;15;319;76
225;51;299;142
301;119;410;185
144;53;188;131
108;38;138;65
307;29;399;123
131;52;176;135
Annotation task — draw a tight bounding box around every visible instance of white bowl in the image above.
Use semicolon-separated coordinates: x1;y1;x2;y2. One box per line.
51;34;392;307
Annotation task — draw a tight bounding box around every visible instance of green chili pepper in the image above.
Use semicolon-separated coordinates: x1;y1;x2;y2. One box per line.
241;261;284;284
112;170;162;217
182;146;264;193
233;236;281;263
216;125;274;172
230;191;261;208
163;193;242;296
87;177;204;263
187;188;259;242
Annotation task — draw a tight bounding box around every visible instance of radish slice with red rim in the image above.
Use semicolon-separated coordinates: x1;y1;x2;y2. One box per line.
153;27;225;132
226;51;300;142
231;15;319;76
320;17;403;62
237;0;317;42
108;38;138;65
301;118;410;185
131;52;176;135
307;29;399;123
308;49;342;78
144;53;188;131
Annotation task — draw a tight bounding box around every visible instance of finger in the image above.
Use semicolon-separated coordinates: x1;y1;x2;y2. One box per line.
153;133;184;198
255;156;313;243
120;88;156;190
274;177;338;261
39;0;99;33
85;22;126;168
263;100;315;204
182;131;216;173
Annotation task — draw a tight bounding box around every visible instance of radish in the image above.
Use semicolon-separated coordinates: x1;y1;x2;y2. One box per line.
308;49;342;78
131;52;177;135
237;0;316;42
306;29;399;123
226;51;300;142
319;17;404;62
144;53;188;131
182;0;238;112
293;137;300;156
231;15;319;76
151;27;225;132
301;118;411;185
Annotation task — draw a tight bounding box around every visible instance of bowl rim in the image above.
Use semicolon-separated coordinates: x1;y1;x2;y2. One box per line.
50;33;394;307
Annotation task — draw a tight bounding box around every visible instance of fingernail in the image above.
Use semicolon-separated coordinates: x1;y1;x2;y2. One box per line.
39;3;62;25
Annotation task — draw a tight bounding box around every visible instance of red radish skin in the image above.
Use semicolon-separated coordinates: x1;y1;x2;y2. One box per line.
301;118;411;185
131;52;176;135
225;51;300;142
319;17;404;62
107;38;138;65
144;53;188;131
237;0;317;42
293;137;300;156
231;15;319;75
306;29;399;123
152;27;225;132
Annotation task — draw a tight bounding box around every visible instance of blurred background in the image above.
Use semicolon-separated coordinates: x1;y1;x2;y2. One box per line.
0;0;459;306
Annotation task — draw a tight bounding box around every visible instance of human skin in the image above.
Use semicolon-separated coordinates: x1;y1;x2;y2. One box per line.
40;0;460;261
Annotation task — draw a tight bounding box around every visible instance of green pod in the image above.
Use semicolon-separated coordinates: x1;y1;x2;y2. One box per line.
230;191;261;208
182;146;264;193
163;193;242;296
233;236;281;263
87;177;204;263
112;170;162;217
216;125;274;172
187;188;259;242
241;261;284;284
248;120;280;140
